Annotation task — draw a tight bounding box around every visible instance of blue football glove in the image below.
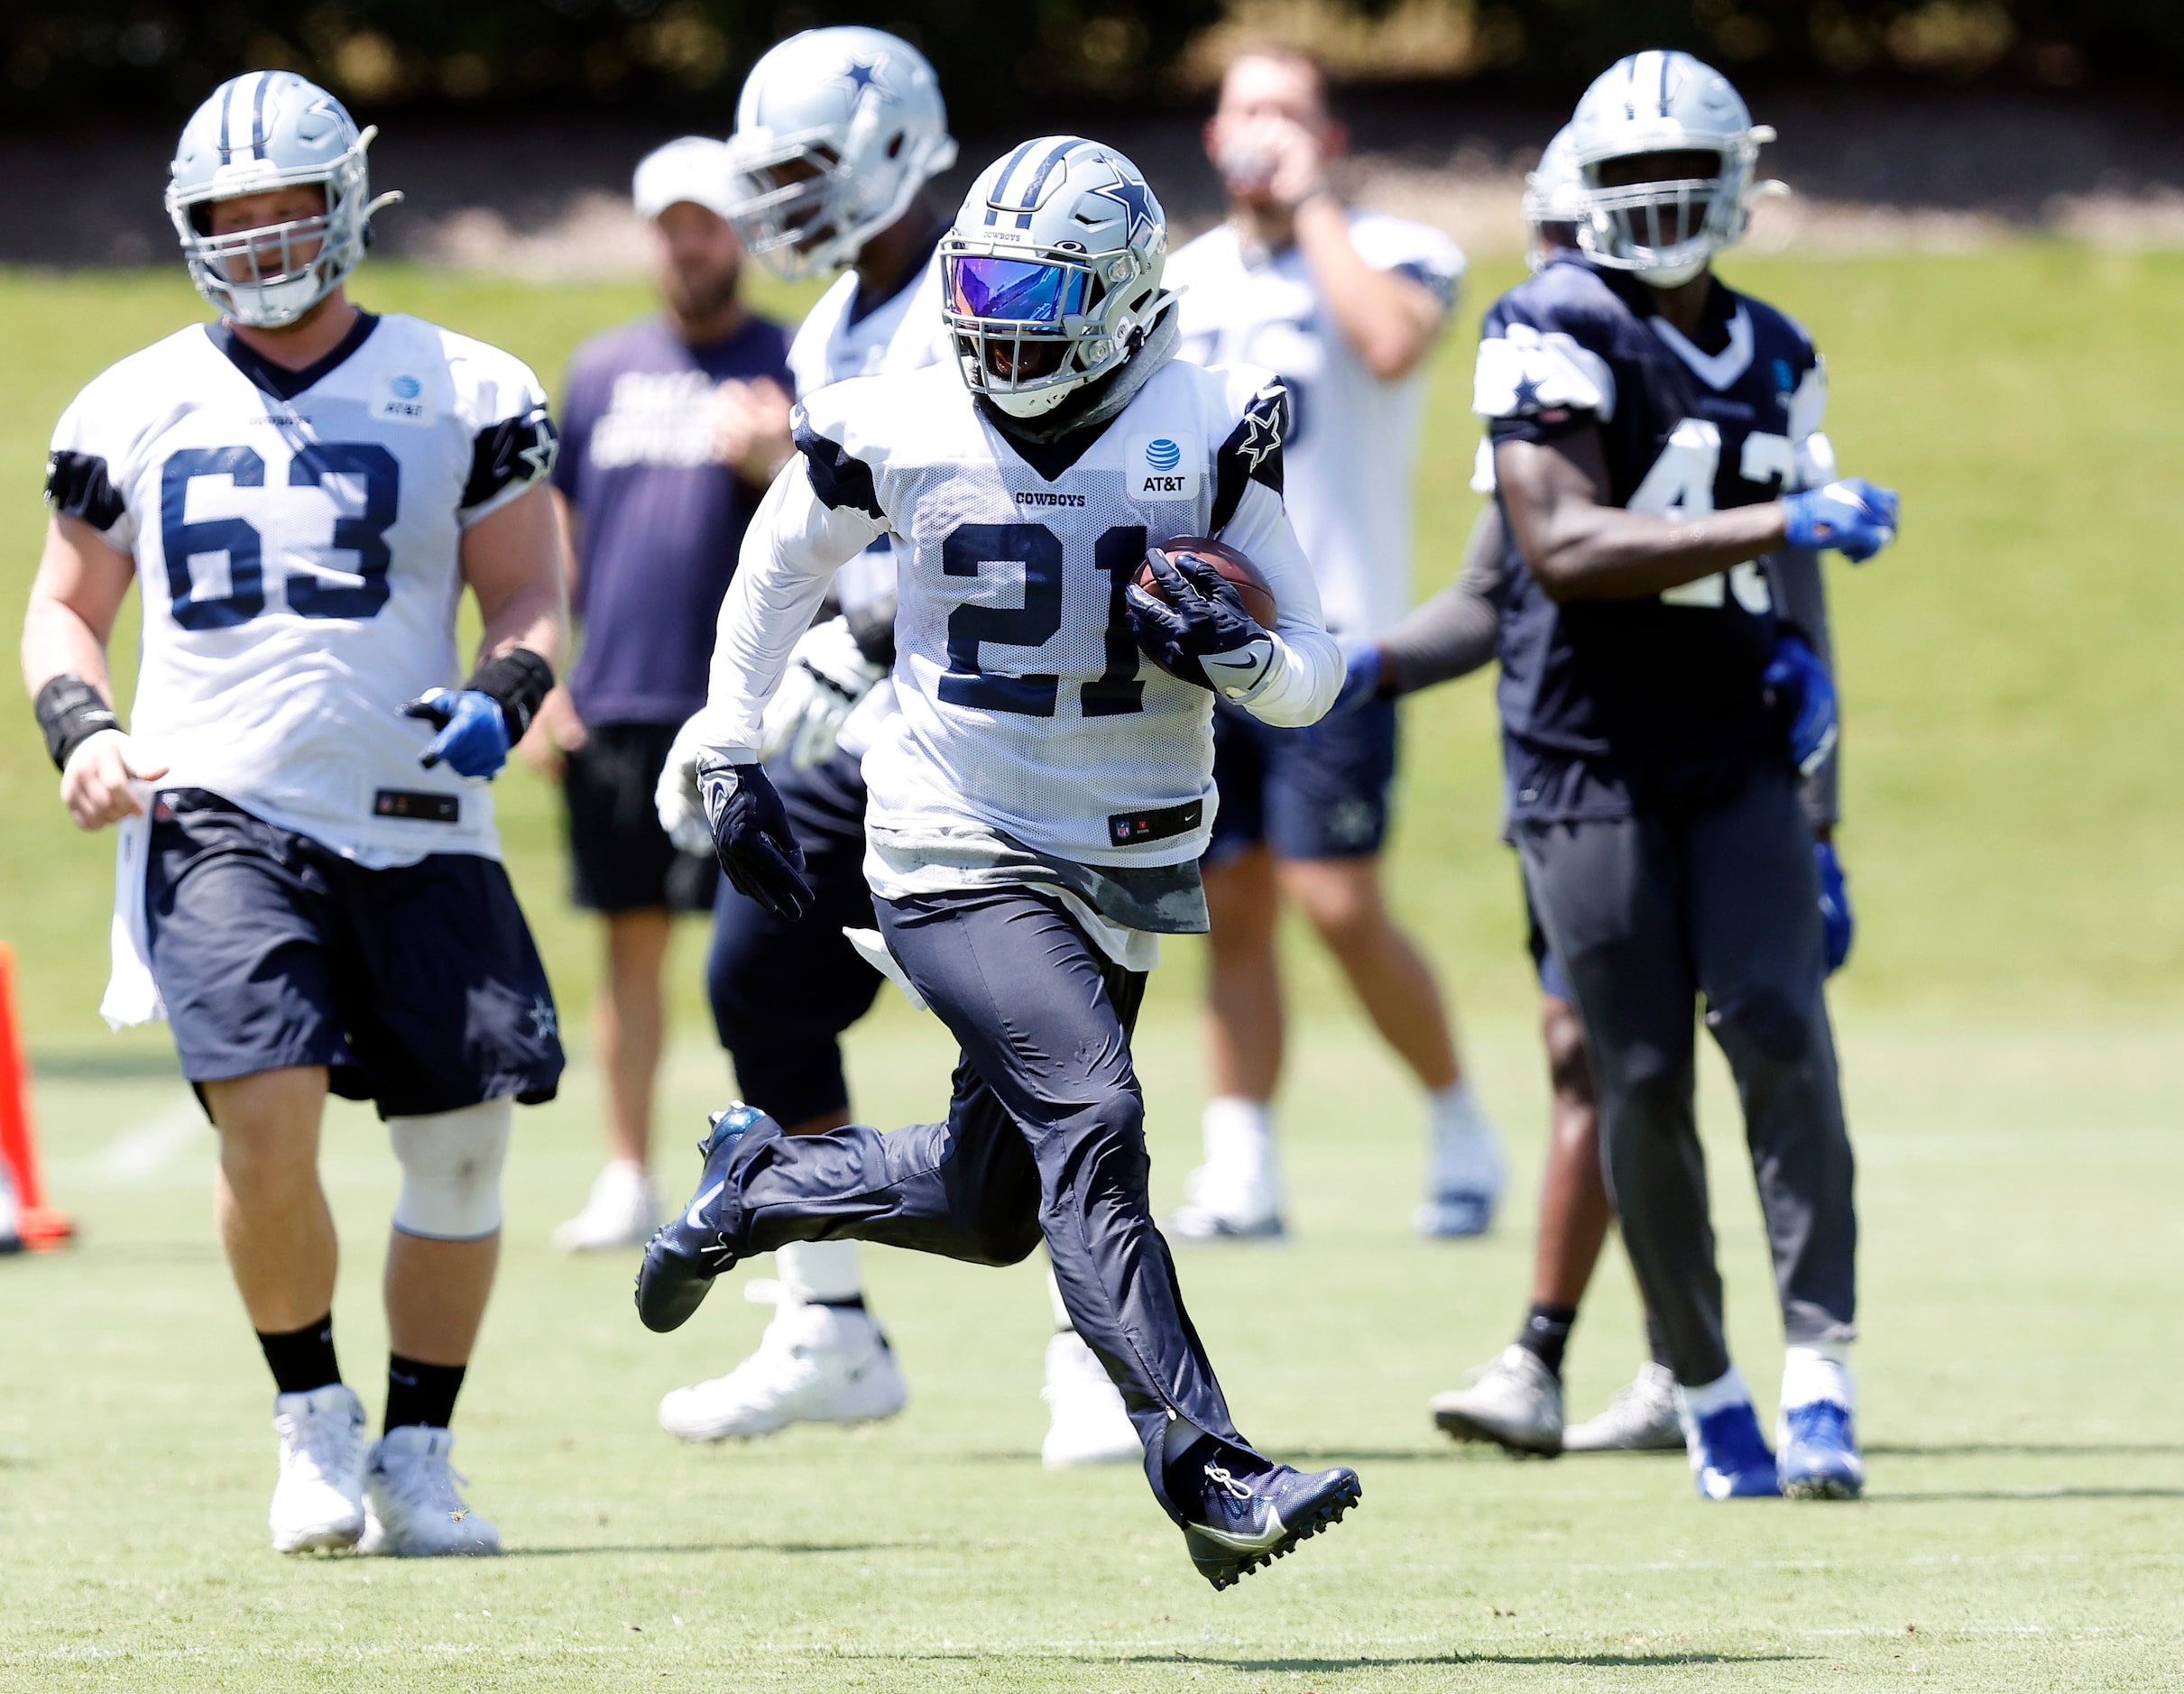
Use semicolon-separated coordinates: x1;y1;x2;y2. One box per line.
1782;477;1900;564
1124;552;1276;703
1763;632;1838;777
1816;838;1853;975
697;756;813;922
401;688;511;779
1332;639;1386;714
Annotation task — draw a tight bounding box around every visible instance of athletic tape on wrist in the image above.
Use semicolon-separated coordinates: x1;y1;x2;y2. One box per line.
34;674;119;772
463;648;555;741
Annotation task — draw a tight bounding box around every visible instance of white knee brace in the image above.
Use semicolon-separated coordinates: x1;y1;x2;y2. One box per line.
388;1097;512;1240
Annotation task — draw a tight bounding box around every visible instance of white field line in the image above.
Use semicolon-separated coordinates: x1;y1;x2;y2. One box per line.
94;1094;207;1182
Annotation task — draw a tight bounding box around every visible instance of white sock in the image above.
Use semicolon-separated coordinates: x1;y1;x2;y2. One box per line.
1202;1095;1275;1178
774;1239;863;1305
1781;1341;1856;1412
1430;1079;1480;1128
1678;1363;1753;1421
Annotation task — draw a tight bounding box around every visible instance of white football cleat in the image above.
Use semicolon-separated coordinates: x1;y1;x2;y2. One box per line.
1562;1361;1684;1453
1040;1330;1141;1468
657;1283;908;1441
554;1159;659;1252
1429;1345;1562;1456
269;1383;369;1553
1416;1084;1507;1238
359;1425;501;1556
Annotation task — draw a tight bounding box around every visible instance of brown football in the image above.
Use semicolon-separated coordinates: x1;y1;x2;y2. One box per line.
1133;536;1278;631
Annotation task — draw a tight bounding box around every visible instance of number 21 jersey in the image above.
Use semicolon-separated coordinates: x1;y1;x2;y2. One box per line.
731;355;1337;869
46;313;556;864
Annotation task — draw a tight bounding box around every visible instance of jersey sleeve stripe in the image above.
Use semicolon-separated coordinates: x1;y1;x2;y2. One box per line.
462;409;559;511
794;419;884;520
45;451;126;530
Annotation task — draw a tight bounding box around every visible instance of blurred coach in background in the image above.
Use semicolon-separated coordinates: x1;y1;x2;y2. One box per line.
1166;47;1506;1242
530;137;795;1249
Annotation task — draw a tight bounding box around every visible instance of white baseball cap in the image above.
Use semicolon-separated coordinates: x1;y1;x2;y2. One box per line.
632;136;738;222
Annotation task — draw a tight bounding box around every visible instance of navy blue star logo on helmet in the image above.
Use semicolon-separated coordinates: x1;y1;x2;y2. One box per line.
837;58;883;93
1512;373;1543;411
1089;170;1158;246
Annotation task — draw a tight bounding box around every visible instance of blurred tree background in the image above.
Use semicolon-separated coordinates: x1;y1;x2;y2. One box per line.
5;1;2177;133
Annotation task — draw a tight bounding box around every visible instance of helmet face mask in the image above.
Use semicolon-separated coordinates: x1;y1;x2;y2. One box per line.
166;71;397;330
1564;51;1771;289
943;138;1169;419
726;28;956;281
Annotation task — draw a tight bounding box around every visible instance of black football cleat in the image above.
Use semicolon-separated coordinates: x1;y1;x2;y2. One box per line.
1175;1443;1362;1590
634;1105;777;1333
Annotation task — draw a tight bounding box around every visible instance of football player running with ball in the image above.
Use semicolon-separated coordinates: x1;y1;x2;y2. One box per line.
23;74;567;1553
652;27;1138;1468
1468;53;1897;1499
647;138;1360;1586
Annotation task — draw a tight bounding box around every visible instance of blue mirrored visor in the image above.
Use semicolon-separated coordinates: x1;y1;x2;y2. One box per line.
948;255;1085;326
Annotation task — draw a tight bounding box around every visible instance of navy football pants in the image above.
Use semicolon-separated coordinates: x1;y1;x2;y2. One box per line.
1517;764;1857;1388
700;885;1249;1510
707;751;881;1128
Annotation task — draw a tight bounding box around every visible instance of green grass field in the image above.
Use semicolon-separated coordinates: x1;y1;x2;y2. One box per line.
2;246;2181;1689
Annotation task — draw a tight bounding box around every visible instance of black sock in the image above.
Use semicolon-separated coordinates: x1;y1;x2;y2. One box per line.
1515;1302;1579;1378
384;1355;466;1432
815;1294;866;1311
258;1314;340;1396
1645;1311;1674;1370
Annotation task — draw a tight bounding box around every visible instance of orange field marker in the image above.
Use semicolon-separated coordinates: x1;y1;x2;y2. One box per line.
0;942;75;1249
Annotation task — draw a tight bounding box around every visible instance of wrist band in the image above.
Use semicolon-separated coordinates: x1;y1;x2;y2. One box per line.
463;648;555;741
33;673;119;772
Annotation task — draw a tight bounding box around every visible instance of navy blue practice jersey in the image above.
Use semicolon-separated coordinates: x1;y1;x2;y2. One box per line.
1473;254;1830;817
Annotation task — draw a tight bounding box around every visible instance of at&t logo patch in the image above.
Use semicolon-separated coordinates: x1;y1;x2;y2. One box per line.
1126;433;1199;501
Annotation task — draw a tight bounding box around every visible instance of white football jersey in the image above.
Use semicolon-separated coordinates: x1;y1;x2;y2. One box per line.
786;247;952;618
704;356;1341;867
1167;213;1464;637
47;312;555;866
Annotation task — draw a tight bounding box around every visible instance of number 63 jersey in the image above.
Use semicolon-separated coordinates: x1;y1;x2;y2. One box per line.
705;355;1340;869
1474;253;1830;817
45;314;556;865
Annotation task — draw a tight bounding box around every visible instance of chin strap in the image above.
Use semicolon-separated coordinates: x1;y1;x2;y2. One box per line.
983;306;1181;447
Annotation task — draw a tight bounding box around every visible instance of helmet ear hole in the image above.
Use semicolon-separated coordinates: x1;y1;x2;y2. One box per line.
886;133;905;159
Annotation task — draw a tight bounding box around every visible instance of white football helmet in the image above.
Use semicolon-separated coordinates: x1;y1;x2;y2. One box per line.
1565;51;1775;287
166;71;400;328
941;137;1169;419
1522;125;1586;271
725;27;956;280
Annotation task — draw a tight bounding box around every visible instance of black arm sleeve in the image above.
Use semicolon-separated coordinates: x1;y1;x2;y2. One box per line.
1764;545;1840;830
1377;505;1510;697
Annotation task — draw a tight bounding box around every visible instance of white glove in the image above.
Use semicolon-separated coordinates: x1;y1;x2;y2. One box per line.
757;617;886;771
656;714;726;856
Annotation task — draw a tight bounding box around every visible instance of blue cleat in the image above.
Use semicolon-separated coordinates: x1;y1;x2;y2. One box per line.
1777;1401;1865;1500
1686;1400;1781;1499
634;1106;779;1334
1172;1442;1362;1590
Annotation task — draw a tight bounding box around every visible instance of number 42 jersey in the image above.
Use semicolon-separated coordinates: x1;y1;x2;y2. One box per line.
45;313;557;865
702;355;1341;869
1475;253;1831;816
